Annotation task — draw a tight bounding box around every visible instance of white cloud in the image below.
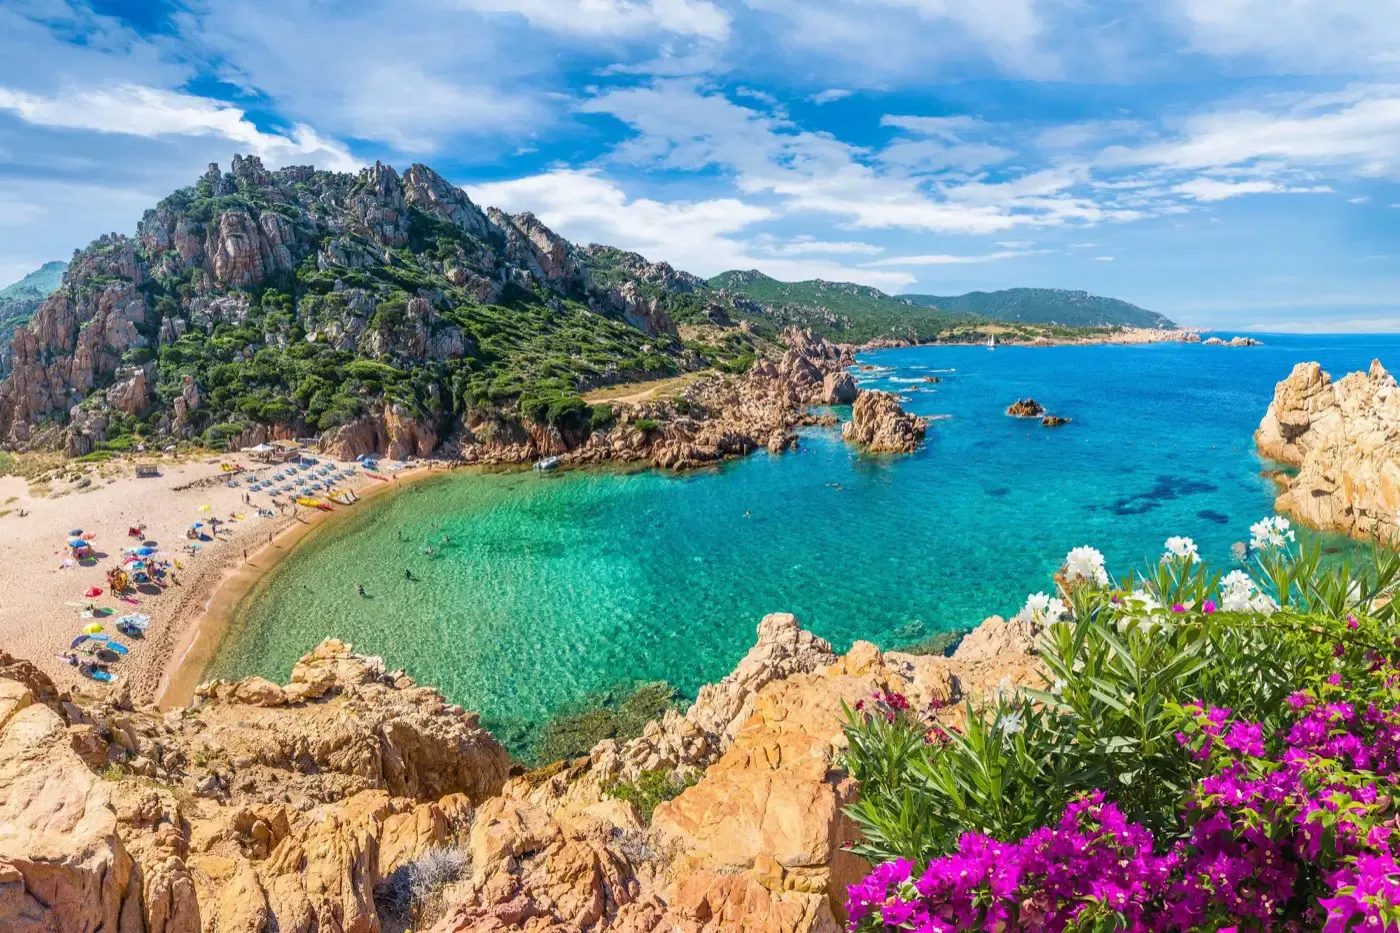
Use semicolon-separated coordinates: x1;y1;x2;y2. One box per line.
0;84;358;170
865;249;1043;267
173;0;555;153
811;88;854;104
881;114;988;140
1173;177;1332;202
1175;0;1400;73
1349;196;1371;204
466;168;915;288
581;80;1119;234
459;0;731;40
754;235;884;256
996;240;1034;248
1111;88;1400;179
1091;255;1115;261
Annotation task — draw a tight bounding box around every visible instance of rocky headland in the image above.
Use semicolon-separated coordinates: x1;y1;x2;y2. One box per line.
1255;359;1400;540
0;612;1038;933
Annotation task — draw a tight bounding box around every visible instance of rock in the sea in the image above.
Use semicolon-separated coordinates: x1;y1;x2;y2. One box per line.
841;390;927;453
1006;398;1045;417
1041;414;1071;427
1255;359;1400;540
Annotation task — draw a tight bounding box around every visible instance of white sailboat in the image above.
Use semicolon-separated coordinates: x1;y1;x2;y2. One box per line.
987;335;996;349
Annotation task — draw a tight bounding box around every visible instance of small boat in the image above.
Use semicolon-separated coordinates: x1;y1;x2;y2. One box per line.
534;456;561;472
329;490;358;506
987;335;996;350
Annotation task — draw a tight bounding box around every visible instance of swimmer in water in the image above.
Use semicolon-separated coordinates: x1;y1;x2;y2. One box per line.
357;584;366;597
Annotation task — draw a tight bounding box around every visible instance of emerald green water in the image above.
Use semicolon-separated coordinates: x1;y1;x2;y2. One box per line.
211;336;1393;756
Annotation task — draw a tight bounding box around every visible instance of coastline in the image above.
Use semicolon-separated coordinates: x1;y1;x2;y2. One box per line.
154;462;442;709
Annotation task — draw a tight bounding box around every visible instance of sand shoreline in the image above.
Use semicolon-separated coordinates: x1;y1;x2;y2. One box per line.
154;463;442;709
0;452;448;709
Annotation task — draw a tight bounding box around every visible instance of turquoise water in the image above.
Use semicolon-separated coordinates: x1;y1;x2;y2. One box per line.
211;335;1396;755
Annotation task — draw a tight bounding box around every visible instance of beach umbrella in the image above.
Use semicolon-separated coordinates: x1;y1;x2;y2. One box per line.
83;622;104;634
135;547;154;556
68;538;86;547
197;504;212;512
128;561;146;570
70;634;89;648
84;586;103;598
70;528;83;536
191;522;204;528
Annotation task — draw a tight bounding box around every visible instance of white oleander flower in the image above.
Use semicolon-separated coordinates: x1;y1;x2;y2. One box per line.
1063;545;1110;588
1220;570;1258;612
1249;516;1296;551
1023;592;1068;624
1162;536;1199;563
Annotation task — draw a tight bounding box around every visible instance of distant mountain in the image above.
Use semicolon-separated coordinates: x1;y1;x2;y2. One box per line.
902;288;1174;329
705;270;972;343
0;261;68;371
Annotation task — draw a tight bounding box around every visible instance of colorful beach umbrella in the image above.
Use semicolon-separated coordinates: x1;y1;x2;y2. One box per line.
84;586;103;598
68;538;85;547
197;504;212;511
191;522;204;528
135;547;154;556
82;622;104;634
70;634;89;648
69;528;82;536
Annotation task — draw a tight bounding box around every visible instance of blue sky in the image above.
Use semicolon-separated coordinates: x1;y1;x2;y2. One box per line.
3;0;1400;330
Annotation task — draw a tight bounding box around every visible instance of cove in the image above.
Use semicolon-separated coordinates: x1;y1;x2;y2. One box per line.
209;334;1395;757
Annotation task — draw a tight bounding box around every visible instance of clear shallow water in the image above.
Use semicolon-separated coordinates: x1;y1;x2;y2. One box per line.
211;335;1397;755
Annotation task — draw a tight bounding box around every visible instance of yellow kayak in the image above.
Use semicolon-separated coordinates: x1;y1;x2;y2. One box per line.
296;497;333;511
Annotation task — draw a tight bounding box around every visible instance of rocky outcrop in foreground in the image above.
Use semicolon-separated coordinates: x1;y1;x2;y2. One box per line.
841;390;928;453
1256;360;1400;540
0;612;1038;933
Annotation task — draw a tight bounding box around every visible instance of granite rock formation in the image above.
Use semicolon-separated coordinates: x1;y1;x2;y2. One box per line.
1006;398;1045;418
0;610;1040;933
1256;359;1400;540
841;390;928;453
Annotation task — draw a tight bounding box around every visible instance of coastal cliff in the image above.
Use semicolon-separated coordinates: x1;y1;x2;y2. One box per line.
0;613;1036;932
1255;359;1400;540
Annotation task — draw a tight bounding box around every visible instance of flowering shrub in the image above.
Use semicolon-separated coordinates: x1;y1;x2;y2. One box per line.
843;520;1400;930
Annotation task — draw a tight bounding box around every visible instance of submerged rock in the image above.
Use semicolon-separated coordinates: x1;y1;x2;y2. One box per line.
1041;414;1071;427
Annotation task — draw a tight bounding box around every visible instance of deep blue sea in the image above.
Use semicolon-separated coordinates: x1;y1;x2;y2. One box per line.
210;334;1398;755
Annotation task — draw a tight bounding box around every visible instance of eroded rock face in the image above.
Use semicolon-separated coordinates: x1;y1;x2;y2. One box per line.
841;390;928;453
0;608;1042;933
1256;359;1400;540
0;671;136;933
821;372;858;405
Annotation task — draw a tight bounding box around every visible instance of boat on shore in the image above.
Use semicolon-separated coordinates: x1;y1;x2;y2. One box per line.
534;456;561;472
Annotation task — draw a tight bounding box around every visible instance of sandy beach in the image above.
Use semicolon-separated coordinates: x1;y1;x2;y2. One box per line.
0;452;427;706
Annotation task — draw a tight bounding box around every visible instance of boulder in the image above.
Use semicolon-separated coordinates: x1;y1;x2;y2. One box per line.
821;372;858;405
1006;398;1045;417
1255;359;1400;540
841;390;927;453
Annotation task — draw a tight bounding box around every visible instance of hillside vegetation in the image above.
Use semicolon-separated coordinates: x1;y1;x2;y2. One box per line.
904;287;1174;329
0;260;67;360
